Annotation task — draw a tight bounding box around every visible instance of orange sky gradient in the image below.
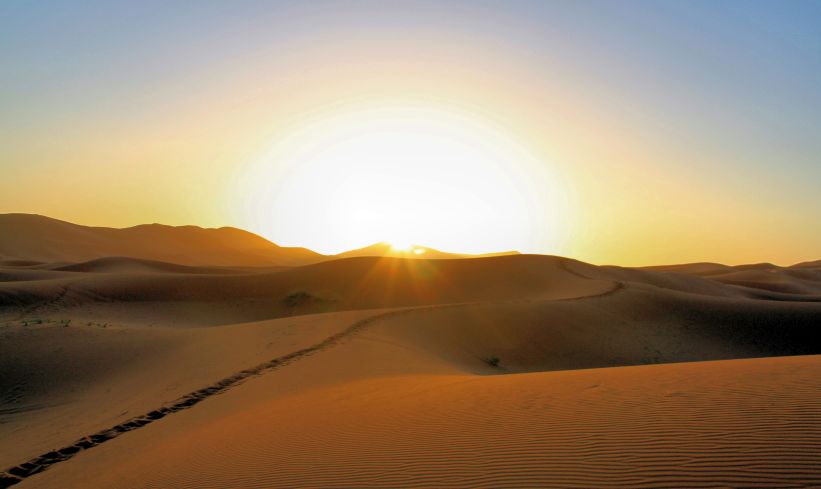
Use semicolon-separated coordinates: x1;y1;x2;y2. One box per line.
2;2;820;266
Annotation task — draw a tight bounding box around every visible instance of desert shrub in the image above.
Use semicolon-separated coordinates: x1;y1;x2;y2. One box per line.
484;356;500;368
283;291;312;308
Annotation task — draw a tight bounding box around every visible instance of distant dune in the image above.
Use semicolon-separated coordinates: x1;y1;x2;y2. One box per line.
1;218;820;487
642;259;821;296
0;214;519;267
0;214;322;267
793;259;821;269
51;257;241;275
0;255;615;329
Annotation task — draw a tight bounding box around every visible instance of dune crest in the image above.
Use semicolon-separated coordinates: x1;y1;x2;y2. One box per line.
0;214;321;267
0;214;521;268
2;235;821;487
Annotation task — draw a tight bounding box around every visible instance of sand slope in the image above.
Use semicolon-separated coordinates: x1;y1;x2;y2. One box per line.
0;310;377;468
643;260;821;296
7;252;817;329
2;252;821;487
0;255;616;327
18;337;821;488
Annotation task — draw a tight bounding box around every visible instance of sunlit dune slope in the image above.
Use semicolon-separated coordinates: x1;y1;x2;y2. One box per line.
0;310;376;467
23;345;821;488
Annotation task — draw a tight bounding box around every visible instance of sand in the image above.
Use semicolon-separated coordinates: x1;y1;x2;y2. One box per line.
1;250;820;487
24;355;821;489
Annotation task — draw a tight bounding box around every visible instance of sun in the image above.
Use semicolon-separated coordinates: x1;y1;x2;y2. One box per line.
231;104;570;255
389;241;413;252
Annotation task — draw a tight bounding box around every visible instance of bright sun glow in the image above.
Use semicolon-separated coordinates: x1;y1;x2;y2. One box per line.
231;105;571;255
390;241;413;252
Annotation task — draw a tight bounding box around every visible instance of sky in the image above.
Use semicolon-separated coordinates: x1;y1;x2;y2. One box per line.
1;0;820;265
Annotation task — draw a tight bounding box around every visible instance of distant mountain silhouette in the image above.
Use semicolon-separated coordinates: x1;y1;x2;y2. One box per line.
0;214;519;267
0;214;321;267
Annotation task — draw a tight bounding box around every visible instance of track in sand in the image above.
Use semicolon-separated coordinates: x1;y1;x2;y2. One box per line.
0;281;624;488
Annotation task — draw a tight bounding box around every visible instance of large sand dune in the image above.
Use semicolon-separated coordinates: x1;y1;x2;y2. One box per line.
0;255;615;327
0;214;519;267
23;355;821;489
0;214;321;267
2;251;820;487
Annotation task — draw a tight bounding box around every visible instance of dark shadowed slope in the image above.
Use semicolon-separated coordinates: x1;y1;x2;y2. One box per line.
639;259;821;296
0;215;522;268
0;254;615;327
0;214;323;267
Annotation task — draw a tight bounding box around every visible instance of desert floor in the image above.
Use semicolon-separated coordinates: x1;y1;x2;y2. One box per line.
2;254;820;487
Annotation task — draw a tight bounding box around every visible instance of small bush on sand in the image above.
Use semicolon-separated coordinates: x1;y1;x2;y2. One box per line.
484;356;500;368
283;291;312;309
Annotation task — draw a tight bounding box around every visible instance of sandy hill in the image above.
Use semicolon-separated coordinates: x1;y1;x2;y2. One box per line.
642;259;821;296
0;215;520;269
22;353;820;489
51;257;241;275
1;250;821;486
0;255;616;327
0;214;322;267
10;251;812;329
792;258;821;269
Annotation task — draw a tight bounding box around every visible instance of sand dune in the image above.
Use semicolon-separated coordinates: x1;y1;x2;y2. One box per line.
792;259;821;269
89;355;815;489
643;260;821;294
14;325;821;488
0;215;518;268
0;214;321;267
7;252;816;328
2;250;821;487
368;290;821;375
0;310;377;468
0;255;616;327
51;257;242;274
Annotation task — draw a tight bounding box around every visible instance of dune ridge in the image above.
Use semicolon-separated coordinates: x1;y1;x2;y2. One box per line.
0;214;521;268
0;307;421;486
0;275;629;484
2;249;821;488
0;214;321;267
